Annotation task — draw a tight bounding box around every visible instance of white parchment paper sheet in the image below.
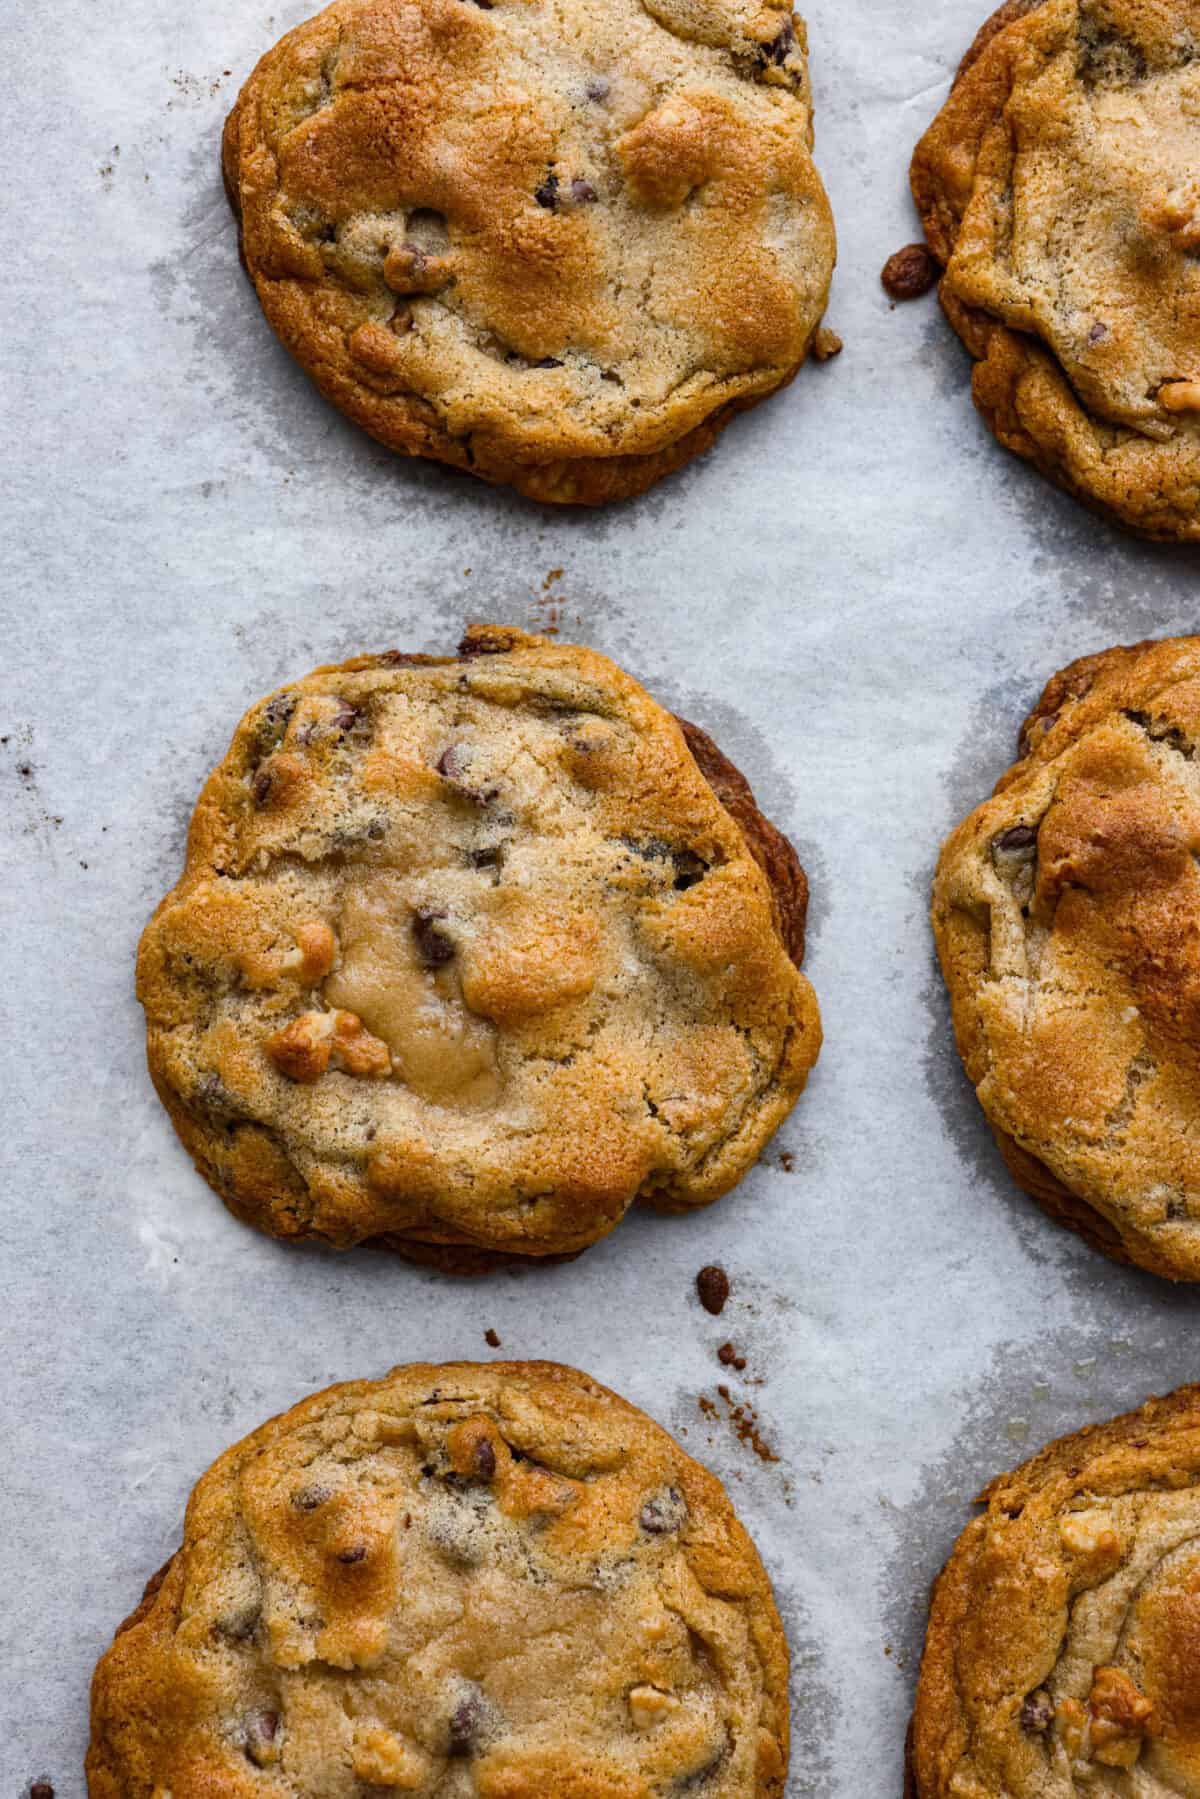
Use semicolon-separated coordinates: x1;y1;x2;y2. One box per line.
3;0;1200;1790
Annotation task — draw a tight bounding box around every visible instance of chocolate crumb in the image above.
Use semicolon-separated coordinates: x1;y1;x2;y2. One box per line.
474;1437;497;1479
696;1264;730;1315
881;243;939;301
717;1342;747;1371
31;1784;54;1799
1020;1692;1054;1734
337;1544;368;1564
780;1152;795;1173
484;1328;501;1348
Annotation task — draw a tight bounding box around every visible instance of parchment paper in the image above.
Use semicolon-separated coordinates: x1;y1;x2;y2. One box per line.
4;1;1200;1790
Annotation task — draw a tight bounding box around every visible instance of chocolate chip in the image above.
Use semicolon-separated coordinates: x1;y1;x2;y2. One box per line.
30;1784;54;1799
1020;1691;1054;1734
366;818;387;841
640;1485;688;1534
993;824;1038;855
881;243;939;301
672;849;708;891
256;692;298;752
535;356;564;368
447;1688;490;1756
535;173;560;209
570;178;598;205
457;630;511;659
586;76;610;100
193;1073;241;1120
252;767;274;805
292;1481;332;1511
467;845;501;869
1089;320;1109;343
337;1544;368;1564
696;1264;730;1315
474;1438;497;1479
759;17;795;63
330;700;359;735
484;1328;501;1347
437;745;468;780
413;907;455;966
245;1712;280;1764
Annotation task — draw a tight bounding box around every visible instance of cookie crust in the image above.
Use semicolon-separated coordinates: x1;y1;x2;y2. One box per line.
910;0;1200;541
908;1384;1200;1797
222;0;836;505
137;626;821;1268
933;636;1200;1280
87;1361;790;1799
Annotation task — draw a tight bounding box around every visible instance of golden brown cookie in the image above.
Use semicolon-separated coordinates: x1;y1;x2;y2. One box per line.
87;1361;790;1798
221;0;836;505
907;1383;1200;1797
137;626;821;1269
910;0;1200;541
933;635;1200;1280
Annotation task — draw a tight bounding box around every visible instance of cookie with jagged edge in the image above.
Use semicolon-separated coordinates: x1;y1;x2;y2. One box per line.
137;625;821;1270
87;1361;790;1799
933;635;1200;1280
221;0;836;505
906;1383;1200;1797
910;0;1200;541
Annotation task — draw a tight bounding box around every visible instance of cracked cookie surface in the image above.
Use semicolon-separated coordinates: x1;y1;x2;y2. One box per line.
221;0;835;504
933;636;1200;1280
137;626;821;1268
87;1361;790;1799
907;1383;1200;1797
910;0;1200;540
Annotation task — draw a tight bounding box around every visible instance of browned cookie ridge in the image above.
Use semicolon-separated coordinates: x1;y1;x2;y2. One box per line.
933;635;1200;1280
910;0;1200;540
907;1384;1200;1797
137;626;822;1268
87;1361;791;1798
222;0;836;505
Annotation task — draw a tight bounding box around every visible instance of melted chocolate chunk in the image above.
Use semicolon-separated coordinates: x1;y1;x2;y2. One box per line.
413;908;455;966
640;1485;688;1534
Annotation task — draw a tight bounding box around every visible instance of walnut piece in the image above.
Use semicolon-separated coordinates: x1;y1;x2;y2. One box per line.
1160;380;1200;414
628;1686;681;1730
1087;1665;1157;1768
266;1009;391;1082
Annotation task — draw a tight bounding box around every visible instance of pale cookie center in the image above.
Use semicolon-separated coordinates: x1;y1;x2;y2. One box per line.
324;885;500;1108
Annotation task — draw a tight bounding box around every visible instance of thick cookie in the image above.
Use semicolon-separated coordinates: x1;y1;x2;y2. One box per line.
87;1361;790;1798
138;626;821;1268
221;0;836;505
910;0;1200;541
907;1384;1200;1796
932;636;1200;1280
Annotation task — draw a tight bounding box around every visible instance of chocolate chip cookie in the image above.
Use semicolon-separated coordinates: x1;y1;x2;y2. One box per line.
87;1361;790;1798
138;626;821;1269
221;0;836;505
933;636;1200;1279
907;1383;1200;1796
910;0;1200;540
